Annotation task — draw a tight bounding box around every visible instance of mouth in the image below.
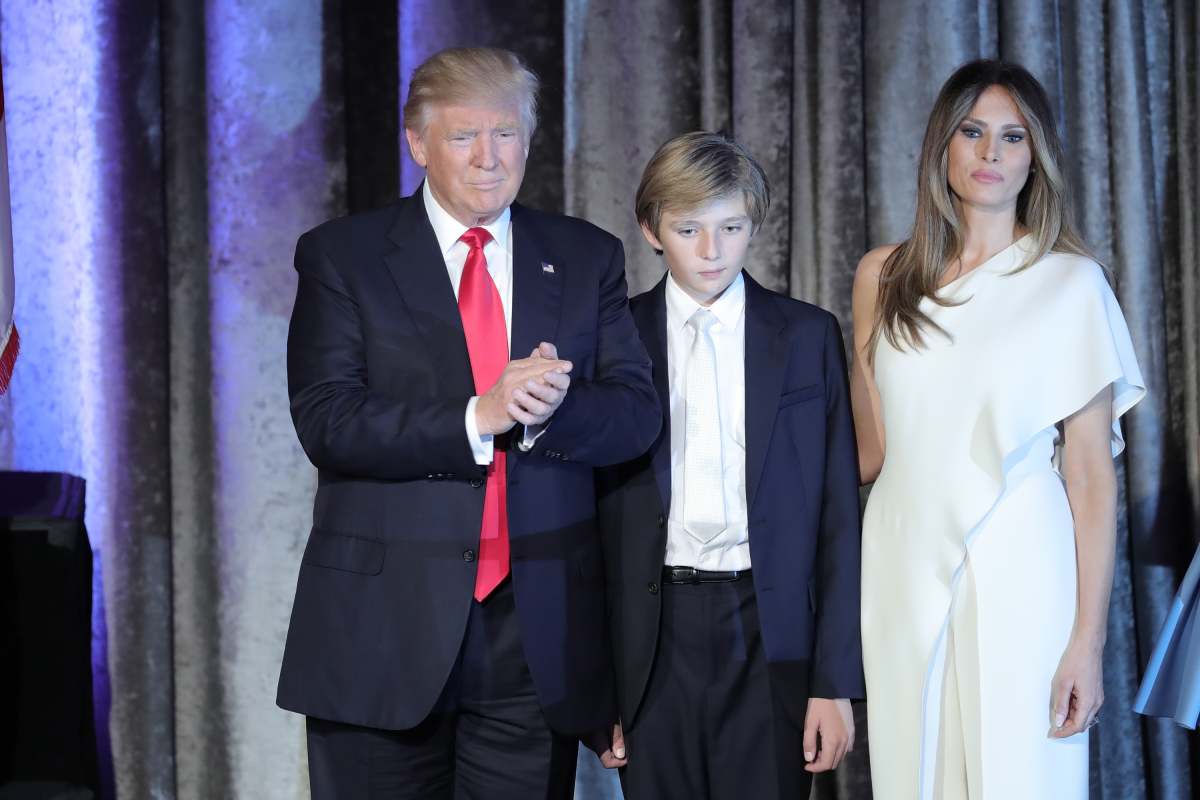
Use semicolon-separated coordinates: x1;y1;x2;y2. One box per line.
468;178;505;191
970;170;1003;184
698;268;726;279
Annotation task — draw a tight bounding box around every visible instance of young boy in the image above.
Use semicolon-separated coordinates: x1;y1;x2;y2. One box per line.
596;132;864;798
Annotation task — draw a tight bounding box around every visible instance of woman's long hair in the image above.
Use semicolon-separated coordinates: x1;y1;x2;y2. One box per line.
871;59;1093;359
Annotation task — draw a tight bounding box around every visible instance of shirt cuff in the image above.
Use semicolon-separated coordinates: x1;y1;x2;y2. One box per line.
465;397;494;465
518;422;549;452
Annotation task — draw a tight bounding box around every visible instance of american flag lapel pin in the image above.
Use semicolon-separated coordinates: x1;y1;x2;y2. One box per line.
541;261;555;275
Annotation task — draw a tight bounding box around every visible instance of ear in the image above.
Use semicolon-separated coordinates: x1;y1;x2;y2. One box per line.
640;221;665;254
405;127;428;168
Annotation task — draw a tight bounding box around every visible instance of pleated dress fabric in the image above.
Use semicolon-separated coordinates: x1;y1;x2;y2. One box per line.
861;237;1146;799
1134;543;1200;730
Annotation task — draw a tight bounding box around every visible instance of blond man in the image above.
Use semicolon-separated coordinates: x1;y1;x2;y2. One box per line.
277;47;659;798
597;132;864;798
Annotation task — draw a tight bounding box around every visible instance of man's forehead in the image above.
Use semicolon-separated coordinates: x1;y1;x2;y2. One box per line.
431;100;521;128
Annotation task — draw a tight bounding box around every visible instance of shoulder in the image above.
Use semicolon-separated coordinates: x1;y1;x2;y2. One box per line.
513;204;621;251
1034;251;1108;284
751;279;840;334
850;243;900;333
854;243;900;289
629;285;660;313
1024;251;1113;304
298;201;404;254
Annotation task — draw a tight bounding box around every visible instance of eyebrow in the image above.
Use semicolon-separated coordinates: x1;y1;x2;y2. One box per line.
962;117;1027;131
447;123;519;136
672;215;751;225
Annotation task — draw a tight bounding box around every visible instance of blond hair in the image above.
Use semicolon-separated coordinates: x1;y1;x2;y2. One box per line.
872;59;1093;359
403;47;539;141
635;131;770;239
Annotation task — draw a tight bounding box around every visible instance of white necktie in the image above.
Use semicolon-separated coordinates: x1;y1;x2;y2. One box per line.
683;309;727;543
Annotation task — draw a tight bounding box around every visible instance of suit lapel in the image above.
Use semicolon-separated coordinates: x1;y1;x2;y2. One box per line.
638;277;672;514
382;190;475;398
507;204;563;479
743;272;789;511
508;204;562;363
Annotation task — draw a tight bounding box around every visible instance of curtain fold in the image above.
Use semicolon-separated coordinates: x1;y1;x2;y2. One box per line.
0;0;1193;797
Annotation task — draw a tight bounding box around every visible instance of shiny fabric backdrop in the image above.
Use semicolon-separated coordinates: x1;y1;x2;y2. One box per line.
0;0;1195;798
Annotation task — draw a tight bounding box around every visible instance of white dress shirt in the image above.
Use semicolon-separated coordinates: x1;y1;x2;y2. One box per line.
664;271;750;570
422;182;516;466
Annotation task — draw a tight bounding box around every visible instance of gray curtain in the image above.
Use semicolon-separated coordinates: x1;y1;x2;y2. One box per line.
0;0;1194;798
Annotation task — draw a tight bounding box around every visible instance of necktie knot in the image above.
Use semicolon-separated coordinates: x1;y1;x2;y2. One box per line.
460;227;493;251
688;308;718;334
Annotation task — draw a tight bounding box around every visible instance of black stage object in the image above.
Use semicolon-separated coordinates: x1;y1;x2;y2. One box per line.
0;472;98;800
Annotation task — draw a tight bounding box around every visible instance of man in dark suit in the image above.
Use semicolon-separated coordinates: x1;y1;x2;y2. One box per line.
277;46;659;798
598;132;865;799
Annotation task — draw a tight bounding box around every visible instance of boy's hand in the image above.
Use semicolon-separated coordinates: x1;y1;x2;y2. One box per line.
583;721;627;769
802;697;854;772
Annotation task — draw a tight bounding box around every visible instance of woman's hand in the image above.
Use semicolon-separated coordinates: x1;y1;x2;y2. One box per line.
1049;636;1104;738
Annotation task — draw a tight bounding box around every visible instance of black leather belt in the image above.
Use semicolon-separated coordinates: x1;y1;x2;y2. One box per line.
662;566;749;584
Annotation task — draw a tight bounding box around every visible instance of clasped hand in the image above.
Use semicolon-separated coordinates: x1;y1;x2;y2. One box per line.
475;342;573;435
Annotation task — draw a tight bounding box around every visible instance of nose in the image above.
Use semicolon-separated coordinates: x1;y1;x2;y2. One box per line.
698;230;720;261
978;133;999;163
472;135;498;169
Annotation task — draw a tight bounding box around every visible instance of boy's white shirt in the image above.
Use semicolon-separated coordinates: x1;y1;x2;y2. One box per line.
663;271;750;571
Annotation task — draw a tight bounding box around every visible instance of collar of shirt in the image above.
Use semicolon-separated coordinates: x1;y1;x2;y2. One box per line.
664;270;746;332
422;180;511;257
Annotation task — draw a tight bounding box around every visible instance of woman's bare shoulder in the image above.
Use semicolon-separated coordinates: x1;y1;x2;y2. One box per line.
856;243;900;279
854;243;901;296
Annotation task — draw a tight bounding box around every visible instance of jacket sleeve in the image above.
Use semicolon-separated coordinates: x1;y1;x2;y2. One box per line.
810;314;867;700
286;231;482;481
533;237;662;467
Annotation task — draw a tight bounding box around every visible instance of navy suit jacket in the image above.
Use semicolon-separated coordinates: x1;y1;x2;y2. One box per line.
276;189;661;735
597;272;865;729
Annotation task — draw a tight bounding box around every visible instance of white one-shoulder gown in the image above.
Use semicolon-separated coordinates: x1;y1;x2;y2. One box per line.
861;237;1145;799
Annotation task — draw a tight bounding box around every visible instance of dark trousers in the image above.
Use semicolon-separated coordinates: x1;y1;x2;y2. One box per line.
306;581;577;799
619;575;812;800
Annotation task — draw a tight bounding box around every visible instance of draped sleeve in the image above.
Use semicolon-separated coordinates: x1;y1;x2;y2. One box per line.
968;255;1146;485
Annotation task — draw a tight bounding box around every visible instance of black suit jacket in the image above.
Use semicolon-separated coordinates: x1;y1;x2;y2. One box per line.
598;273;865;729
276;190;661;736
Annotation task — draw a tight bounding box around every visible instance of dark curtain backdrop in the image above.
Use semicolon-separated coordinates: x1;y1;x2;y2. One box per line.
0;0;1195;798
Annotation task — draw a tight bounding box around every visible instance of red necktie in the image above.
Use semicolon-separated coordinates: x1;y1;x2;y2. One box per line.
458;227;510;601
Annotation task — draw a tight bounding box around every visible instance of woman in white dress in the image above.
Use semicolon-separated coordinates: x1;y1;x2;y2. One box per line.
850;60;1145;799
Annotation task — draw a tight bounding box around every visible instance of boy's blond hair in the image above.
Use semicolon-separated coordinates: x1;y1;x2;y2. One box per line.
635;131;770;238
403;47;539;142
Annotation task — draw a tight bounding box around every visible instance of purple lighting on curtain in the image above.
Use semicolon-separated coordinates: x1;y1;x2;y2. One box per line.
193;0;337;795
2;3;118;796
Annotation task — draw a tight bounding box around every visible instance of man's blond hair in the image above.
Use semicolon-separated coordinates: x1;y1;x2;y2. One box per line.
403;47;539;141
635;132;770;238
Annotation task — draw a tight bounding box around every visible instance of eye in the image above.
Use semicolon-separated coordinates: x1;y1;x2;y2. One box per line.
675;227;698;237
496;130;517;140
1003;132;1026;144
723;224;745;234
959;125;981;139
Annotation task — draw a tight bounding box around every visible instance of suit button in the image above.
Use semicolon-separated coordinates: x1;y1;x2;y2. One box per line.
656;514;666;527
470;478;483;488
647;582;659;595
463;549;476;562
